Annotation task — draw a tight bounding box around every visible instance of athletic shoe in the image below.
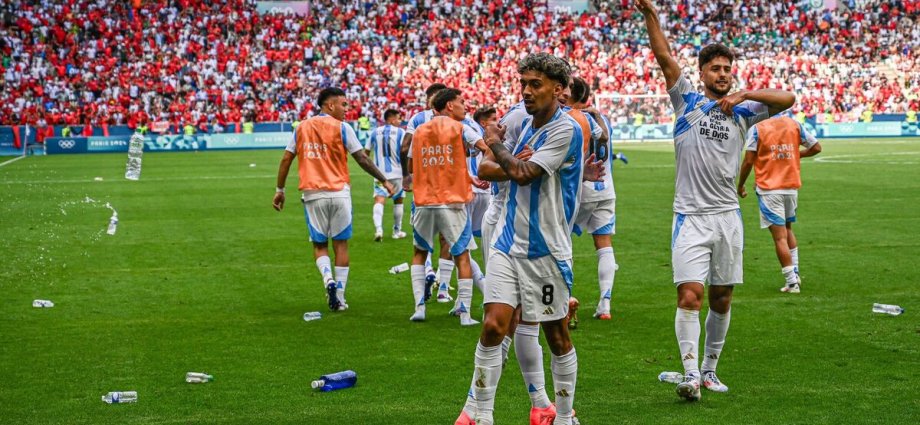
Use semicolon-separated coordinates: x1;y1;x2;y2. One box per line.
423;280;435;303
676;375;701;401
702;370;728;393
454;411;476;425
529;405;556;425
594;299;611;320
437;283;453;303
460;316;480;326
409;307;426;322
325;280;341;311
336;303;349;311
594;311;612;320
374;230;383;242
616;152;628;164
392;230;407;239
781;282;801;293
567;297;579;330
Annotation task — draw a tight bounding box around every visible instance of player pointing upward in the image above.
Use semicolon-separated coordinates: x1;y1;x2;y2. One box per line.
637;0;795;401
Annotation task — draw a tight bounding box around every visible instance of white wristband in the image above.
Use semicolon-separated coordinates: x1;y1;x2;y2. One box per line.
276;187;285;193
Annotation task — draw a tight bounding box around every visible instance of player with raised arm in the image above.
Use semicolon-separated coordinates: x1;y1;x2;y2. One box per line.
737;116;822;293
637;0;795;401
365;108;408;241
273;88;396;312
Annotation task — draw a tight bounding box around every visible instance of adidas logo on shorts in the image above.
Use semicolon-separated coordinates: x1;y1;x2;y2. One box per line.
543;307;555;315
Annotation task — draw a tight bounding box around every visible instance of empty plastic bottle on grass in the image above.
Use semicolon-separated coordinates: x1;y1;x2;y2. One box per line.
658;371;683;384
124;133;144;180
389;263;410;274
106;213;118;235
102;391;137;404
186;372;214;383
303;312;322;322
872;303;904;316
311;370;357;392
32;299;54;308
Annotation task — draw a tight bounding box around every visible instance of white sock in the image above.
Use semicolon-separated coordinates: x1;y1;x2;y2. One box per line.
410;265;426;307
438;259;455;294
500;335;512;367
372;203;384;232
393;203;404;232
315;256;334;285
472;342;503;425
514;324;550;408
334;266;349;303
782;265;798;286
596;247;616;311
675;307;701;376
790;247;799;273
551;348;577;425
701;309;731;373
462;375;477;419
425;253;434;275
470;257;485;293
457;278;474;319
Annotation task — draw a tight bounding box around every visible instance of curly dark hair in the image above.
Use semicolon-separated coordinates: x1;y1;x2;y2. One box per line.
699;44;735;70
518;53;571;86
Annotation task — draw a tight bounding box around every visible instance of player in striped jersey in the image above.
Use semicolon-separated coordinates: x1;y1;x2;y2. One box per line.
457;53;585;425
364;109;408;241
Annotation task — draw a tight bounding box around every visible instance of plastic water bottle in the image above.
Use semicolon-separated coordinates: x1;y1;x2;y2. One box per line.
658;371;683;384
303;312;322;321
311;370;357;392
872;303;904;316
124;133;144;180
102;391;137;404
106;213;118;235
185;372;214;383
32;299;54;308
389;263;410;274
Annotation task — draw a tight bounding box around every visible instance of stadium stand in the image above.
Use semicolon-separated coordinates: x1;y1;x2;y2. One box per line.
0;0;917;130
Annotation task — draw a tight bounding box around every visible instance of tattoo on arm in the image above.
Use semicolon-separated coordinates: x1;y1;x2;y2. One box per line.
490;143;543;185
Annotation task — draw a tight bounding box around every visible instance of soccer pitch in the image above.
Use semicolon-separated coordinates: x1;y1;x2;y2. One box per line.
1;139;917;424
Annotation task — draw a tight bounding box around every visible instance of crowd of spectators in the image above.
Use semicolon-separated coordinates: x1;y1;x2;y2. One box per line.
0;0;917;131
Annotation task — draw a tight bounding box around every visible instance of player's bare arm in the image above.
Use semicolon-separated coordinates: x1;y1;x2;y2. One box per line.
486;139;545;186
637;0;680;89
800;142;822;157
352;150;397;195
736;151;756;198
273;150;295;211
717;89;796;117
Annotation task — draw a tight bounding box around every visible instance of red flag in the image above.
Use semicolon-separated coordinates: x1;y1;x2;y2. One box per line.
11;125;20;148
102;123;110;137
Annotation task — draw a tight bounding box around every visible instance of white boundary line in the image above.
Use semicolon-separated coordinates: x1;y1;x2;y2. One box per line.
0;155;27;168
814;151;920;165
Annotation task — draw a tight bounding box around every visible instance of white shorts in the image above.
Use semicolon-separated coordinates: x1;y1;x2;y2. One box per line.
573;198;616;236
412;207;474;256
467;192;492;237
671;210;743;286
757;192;797;228
373;178;405;199
484;251;573;323
303;197;353;243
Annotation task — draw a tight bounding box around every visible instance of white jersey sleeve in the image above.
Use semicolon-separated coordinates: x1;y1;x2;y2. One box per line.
529;120;578;178
462;123;483;149
285;133;297;154
585;113;604;142
341;123;363;153
797;122;818;148
744;126;759;152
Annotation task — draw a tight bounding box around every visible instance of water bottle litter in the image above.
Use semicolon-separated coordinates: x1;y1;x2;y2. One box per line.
124;133;144;180
32;299;54;308
303;312;322;321
102;391;137;404
186;372;214;383
106;213;118;235
311;370;357;392
389;263;410;274
658;371;683;384
872;303;904;316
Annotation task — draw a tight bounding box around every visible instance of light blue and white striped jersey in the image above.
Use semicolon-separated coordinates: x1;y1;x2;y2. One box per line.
581;113;616;202
669;74;769;214
406;110;434;134
491;107;584;260
466;120;490;194
364;124;404;180
489;101;530;204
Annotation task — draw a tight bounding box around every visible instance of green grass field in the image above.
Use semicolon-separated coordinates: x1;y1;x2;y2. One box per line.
1;139;918;424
